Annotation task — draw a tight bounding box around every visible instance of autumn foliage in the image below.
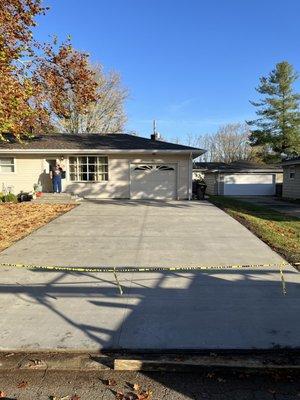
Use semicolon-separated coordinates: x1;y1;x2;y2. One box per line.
36;41;98;120
0;0;98;140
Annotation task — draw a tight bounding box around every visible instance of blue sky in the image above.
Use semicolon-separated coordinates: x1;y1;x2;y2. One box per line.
34;0;300;142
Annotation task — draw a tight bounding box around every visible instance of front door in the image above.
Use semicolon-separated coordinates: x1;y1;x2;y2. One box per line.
41;159;57;192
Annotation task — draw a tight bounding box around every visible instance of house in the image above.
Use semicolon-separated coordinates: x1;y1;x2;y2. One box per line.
193;161;283;196
282;157;300;199
0;133;204;200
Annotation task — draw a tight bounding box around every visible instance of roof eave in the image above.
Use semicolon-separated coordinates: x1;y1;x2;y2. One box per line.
282;160;300;166
211;168;282;173
0;148;205;156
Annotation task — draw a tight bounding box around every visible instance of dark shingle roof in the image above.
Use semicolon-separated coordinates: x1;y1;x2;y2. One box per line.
281;156;300;165
0;133;203;152
194;160;282;172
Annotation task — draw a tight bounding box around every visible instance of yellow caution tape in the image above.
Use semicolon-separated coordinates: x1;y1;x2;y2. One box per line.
0;261;291;296
0;261;291;274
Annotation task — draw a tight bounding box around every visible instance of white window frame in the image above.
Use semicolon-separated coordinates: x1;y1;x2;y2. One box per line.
289;166;295;180
68;155;109;182
0;157;16;174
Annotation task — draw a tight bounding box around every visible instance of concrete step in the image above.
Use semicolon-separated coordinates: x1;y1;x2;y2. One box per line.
32;193;81;204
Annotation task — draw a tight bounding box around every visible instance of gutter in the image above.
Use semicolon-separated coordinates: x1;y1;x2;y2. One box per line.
0;149;205;157
188;152;193;200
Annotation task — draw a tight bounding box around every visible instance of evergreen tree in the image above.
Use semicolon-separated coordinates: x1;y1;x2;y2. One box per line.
247;61;300;160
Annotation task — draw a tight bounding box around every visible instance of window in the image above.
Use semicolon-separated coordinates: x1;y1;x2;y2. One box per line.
134;165;153;171
156;165;175;171
69;156;108;182
289;166;295;180
0;157;15;173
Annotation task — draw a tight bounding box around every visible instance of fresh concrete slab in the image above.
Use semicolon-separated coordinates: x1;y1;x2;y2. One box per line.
0;200;299;352
0;265;299;350
0;200;284;268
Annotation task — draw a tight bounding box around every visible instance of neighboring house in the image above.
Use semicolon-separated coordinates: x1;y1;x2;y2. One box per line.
0;133;204;200
282;157;300;199
193;161;283;196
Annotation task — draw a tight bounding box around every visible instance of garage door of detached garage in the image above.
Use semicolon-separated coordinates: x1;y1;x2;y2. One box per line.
223;174;276;196
130;163;177;199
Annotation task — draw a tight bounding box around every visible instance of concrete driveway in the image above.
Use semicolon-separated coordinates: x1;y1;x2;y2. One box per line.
0;200;285;267
0;200;299;351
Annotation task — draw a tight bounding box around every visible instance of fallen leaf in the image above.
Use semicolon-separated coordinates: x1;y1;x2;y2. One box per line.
4;353;14;357
17;381;28;389
71;395;80;400
137;389;153;400
116;391;125;399
30;359;42;365
133;383;141;392
0;391;6;398
217;377;226;383
107;379;117;386
206;373;215;379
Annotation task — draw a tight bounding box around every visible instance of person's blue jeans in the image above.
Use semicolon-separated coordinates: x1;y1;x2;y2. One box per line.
53;176;62;193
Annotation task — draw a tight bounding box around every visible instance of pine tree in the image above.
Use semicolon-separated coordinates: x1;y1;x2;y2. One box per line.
247;61;300;160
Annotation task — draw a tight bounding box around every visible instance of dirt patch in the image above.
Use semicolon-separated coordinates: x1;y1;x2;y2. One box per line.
0;203;76;252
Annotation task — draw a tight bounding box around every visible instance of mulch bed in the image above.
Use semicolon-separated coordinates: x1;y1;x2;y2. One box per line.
0;203;76;252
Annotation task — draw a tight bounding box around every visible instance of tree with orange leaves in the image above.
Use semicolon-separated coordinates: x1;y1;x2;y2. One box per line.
35;40;98;127
0;0;99;140
0;0;48;140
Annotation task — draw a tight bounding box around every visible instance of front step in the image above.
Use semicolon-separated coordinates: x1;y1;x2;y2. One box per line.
33;193;81;204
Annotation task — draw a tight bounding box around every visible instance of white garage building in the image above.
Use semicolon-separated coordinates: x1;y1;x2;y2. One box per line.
193;161;283;196
0;133;204;200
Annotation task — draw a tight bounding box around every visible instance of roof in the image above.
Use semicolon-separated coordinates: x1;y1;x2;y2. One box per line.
0;133;204;156
281;156;300;166
193;160;282;173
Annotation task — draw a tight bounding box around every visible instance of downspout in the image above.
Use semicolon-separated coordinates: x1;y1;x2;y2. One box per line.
188;152;193;200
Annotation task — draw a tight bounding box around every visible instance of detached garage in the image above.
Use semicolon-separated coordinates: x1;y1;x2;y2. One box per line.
193;161;282;196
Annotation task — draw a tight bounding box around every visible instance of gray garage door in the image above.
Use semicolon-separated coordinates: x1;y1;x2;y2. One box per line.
223;173;276;196
130;164;177;199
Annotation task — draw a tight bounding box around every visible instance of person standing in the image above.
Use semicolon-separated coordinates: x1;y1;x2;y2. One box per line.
50;164;63;193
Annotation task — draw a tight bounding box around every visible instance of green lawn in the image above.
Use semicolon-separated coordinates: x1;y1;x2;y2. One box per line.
209;196;300;267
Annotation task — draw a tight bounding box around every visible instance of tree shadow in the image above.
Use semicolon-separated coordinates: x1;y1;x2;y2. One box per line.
82;198;213;208
0;266;300;398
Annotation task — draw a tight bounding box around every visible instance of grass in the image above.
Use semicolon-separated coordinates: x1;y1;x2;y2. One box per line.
0;203;76;252
209;196;300;266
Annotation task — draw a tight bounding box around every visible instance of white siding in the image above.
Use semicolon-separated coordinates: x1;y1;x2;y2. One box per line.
0;155;43;194
204;172;218;195
282;165;300;199
0;153;191;199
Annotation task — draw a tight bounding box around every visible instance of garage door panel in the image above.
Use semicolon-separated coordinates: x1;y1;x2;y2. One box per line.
224;174;275;196
130;164;177;199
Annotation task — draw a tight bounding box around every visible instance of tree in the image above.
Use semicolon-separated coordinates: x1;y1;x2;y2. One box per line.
247;61;300;160
0;1;103;140
57;64;128;133
189;123;259;163
0;0;49;140
35;41;98;130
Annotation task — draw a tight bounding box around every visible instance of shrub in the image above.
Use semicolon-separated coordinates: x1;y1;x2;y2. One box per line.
0;192;4;202
3;193;17;203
